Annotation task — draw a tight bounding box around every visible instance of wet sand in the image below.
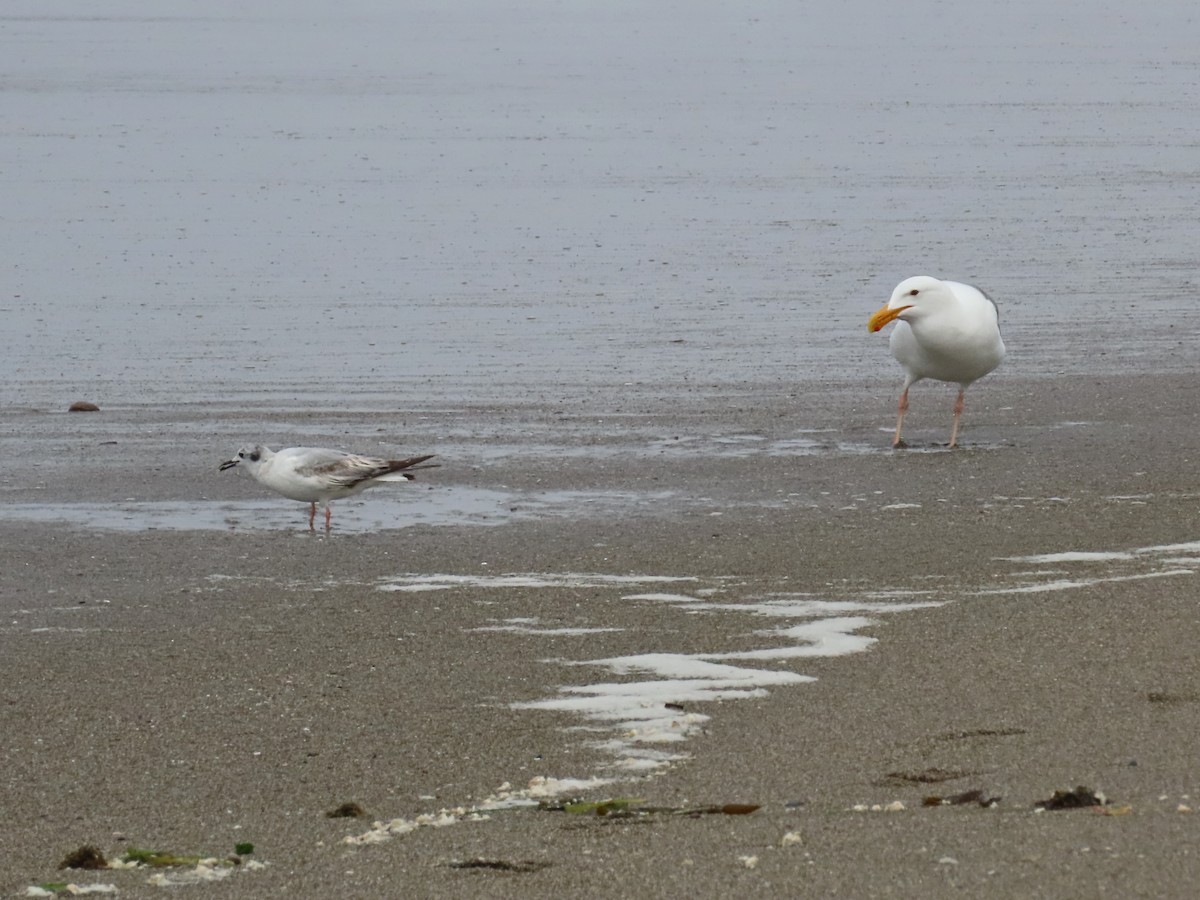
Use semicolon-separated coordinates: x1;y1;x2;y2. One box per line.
2;374;1199;897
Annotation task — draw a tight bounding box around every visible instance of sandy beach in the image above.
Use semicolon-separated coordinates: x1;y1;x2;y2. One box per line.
2;374;1199;897
4;0;1200;896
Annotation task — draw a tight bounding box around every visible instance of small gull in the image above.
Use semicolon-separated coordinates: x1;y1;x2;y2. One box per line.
868;275;1005;448
219;444;437;529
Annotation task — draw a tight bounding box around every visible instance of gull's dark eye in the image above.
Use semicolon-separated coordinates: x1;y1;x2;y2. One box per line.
249;451;261;462
238;451;246;458
908;288;919;296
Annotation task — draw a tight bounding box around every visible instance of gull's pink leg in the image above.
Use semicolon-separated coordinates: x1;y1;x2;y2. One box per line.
949;387;966;448
892;387;910;449
308;502;317;530
324;504;333;529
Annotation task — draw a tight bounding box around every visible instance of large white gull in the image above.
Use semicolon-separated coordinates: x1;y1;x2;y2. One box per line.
868;275;1005;449
220;444;437;529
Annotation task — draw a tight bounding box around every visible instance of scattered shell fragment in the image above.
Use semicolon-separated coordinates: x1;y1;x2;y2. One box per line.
146;862;234;886
780;831;803;847
851;801;906;812
739;855;759;869
344;809;485;846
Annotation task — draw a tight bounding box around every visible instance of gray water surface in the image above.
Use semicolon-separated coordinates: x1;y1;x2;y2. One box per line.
4;0;1198;411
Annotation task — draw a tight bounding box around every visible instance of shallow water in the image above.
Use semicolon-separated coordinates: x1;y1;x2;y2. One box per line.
4;0;1200;412
0;487;677;533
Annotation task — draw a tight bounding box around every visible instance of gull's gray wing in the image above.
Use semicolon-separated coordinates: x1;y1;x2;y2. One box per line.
285;448;392;488
294;449;437;488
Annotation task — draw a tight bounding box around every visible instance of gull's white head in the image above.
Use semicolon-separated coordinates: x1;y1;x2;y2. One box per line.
867;275;950;332
219;444;272;472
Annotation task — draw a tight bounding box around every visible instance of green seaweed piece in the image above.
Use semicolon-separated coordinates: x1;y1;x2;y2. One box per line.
234;842;255;856
562;798;646;816
122;847;229;868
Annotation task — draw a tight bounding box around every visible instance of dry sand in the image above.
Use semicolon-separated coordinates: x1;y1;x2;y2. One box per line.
2;374;1198;898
